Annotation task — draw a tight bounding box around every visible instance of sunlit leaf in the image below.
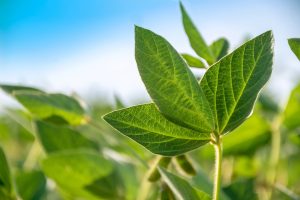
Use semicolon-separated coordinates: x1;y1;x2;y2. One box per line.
135;26;214;133
200;31;274;134
103;104;210;156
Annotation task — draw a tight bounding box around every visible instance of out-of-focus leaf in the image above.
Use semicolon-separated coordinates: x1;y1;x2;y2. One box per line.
84;168;125;199
35;120;98;153
180;3;214;64
103;104;210;156
161;183;176;200
288;38;300;61
181;53;206;68
13;91;86;125
258;92;280;117
233;157;259;178
5;108;34;134
223;179;258;200
200;31;274;134
16;170;46;200
175;154;196;176
114;95;125;109
0;147;13;199
158;167;211;200
135;26;214;133
192;169;231;200
148;157;172;182
0;84;43;95
41;150;113;200
209;38;229;61
284;84;300;131
116;163;139;200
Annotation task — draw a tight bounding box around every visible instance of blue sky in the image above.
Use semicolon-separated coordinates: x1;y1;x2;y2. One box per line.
1;0;300;104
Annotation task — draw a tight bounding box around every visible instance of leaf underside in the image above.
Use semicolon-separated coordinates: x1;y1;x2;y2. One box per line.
103;104;210;156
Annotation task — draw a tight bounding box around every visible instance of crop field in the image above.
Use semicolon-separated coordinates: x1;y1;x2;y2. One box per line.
0;1;300;200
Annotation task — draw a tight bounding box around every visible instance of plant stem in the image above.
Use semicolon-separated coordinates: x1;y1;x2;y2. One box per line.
267;116;282;199
212;133;222;200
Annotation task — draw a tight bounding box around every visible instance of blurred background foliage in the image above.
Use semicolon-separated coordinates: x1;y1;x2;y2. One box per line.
1;0;300;200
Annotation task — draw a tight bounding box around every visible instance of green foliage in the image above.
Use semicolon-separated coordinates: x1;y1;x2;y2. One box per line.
209;38;230;61
158;167;211;200
35;120;98;153
41;150;113;199
223;179;258;200
283;84;300;131
0;84;43;95
175;154;196;176
180;3;214;64
181;53;206;68
15;170;46;200
180;3;229;65
0;85;86;125
0;147;13;199
288;38;300;61
1;2;300;200
200;31;273;134
135;26;214;133
104;104;210;156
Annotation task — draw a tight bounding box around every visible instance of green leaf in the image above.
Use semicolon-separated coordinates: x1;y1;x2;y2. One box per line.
135;26;214;133
209;38;230;61
158;167;211;200
192;169;231;200
0;84;43;95
13;91;86;125
15;170;46;200
41;150;113;200
0;147;12;195
283;84;300;131
200;31;274;134
180;3;214;64
175;154;196;176
288;38;300;61
181;53;206;68
84;168;125;199
35;120;98;153
103;104;210;156
223;179;258;200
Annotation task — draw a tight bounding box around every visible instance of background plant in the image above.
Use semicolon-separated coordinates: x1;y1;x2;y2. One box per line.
0;3;300;200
